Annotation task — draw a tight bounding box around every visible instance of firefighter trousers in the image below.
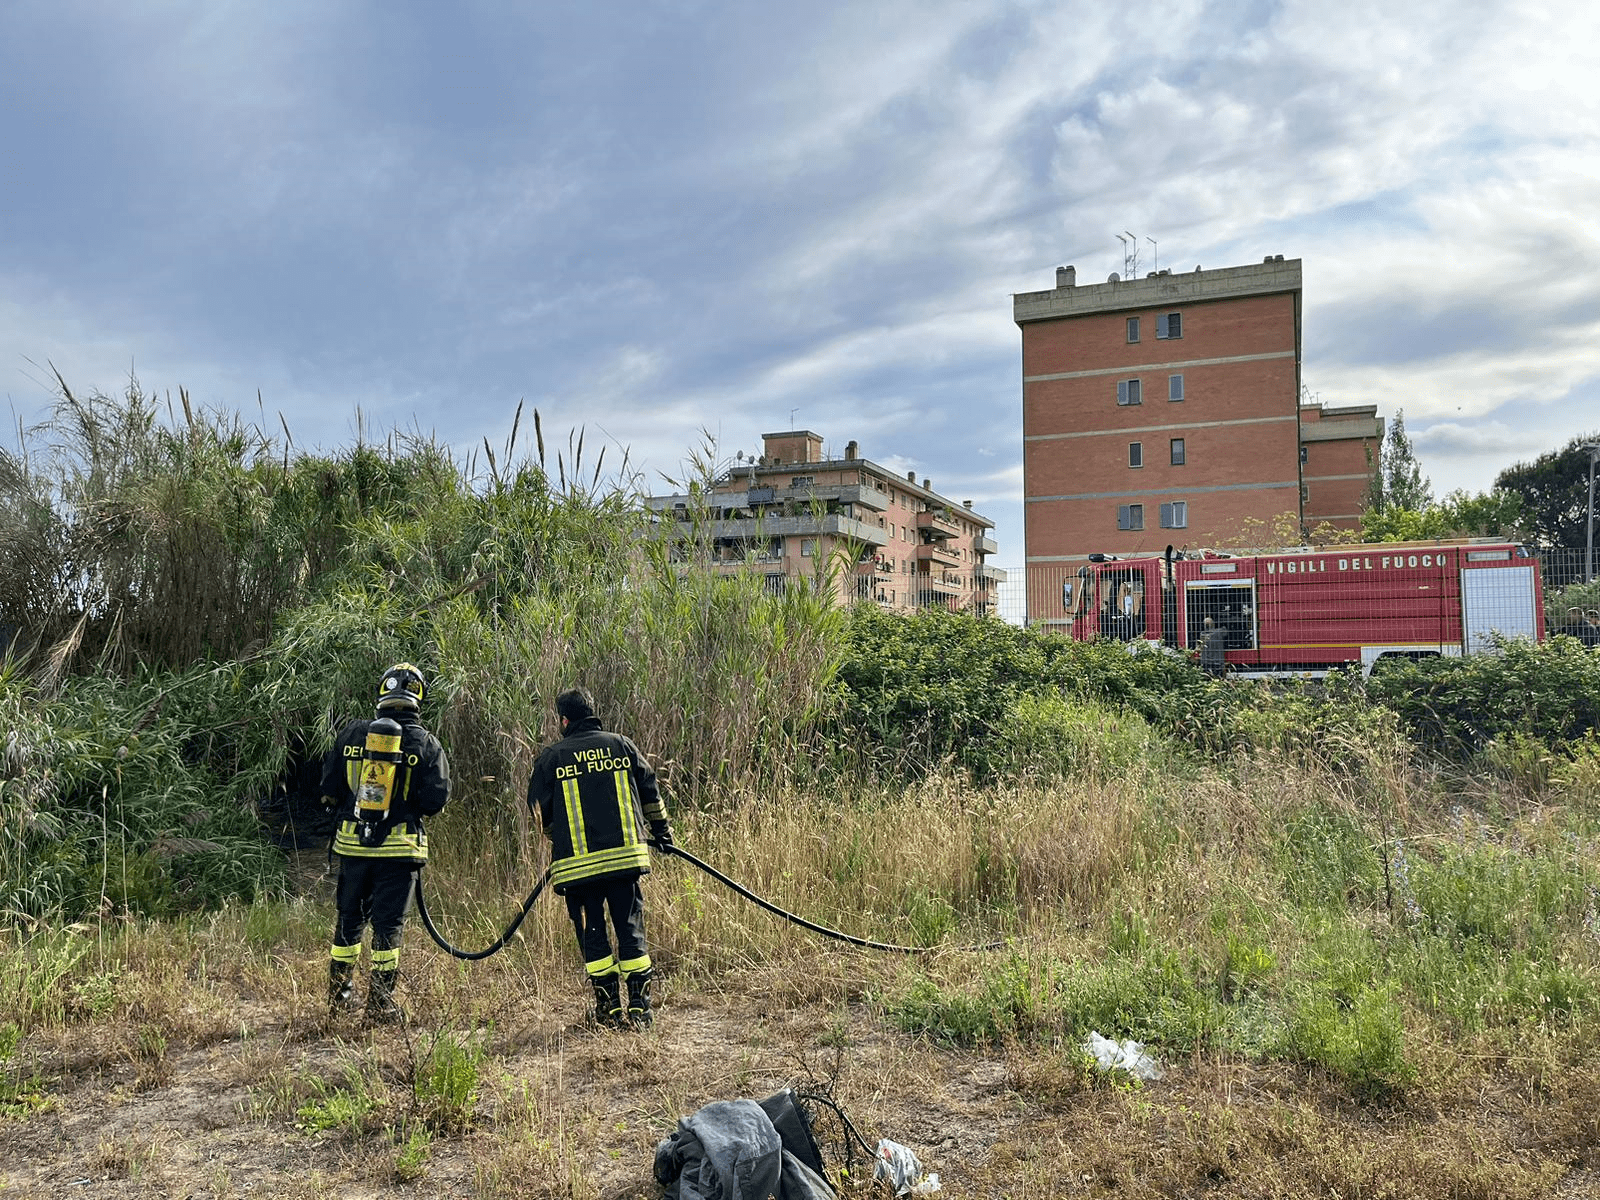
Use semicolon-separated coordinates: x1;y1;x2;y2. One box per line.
331;857;418;969
565;875;648;975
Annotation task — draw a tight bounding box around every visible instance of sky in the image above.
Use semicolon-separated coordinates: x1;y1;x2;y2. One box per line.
2;0;1597;568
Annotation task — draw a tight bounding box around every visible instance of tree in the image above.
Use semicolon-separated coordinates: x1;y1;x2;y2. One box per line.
1373;409;1433;512
1494;433;1600;549
1360;488;1524;542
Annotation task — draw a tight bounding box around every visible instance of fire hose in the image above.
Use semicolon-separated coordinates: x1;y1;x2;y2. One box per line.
415;841;1005;960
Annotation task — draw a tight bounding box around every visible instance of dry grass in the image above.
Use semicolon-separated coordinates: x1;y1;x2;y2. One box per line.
5;761;1600;1197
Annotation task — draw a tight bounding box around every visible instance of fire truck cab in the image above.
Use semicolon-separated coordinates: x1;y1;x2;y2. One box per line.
1063;540;1544;677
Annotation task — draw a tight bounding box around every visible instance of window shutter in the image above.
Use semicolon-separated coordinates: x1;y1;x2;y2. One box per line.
1156;314;1169;339
1117;380;1128;405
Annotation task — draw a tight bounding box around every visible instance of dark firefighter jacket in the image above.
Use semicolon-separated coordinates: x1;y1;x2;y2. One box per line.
527;715;666;895
321;711;451;863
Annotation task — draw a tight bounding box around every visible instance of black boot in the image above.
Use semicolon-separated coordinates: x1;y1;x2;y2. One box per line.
366;968;402;1024
625;967;653;1028
591;972;624;1028
327;960;356;1014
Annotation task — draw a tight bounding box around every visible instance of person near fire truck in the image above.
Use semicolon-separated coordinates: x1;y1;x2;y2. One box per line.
527;687;672;1029
1559;607;1590;642
1199;617;1228;676
1583;609;1600;649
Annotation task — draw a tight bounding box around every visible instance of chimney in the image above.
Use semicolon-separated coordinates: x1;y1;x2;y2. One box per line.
906;470;915;482
963;500;973;509
1056;265;1076;288
922;478;931;491
845;440;858;459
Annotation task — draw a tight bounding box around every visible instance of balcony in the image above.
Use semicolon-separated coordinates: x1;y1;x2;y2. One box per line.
648;479;891;517
663;513;889;546
975;535;998;556
916;510;962;539
915;541;961;567
978;564;1007;583
915;571;962;594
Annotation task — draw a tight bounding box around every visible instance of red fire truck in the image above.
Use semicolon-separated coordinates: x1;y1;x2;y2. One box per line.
1060;540;1544;676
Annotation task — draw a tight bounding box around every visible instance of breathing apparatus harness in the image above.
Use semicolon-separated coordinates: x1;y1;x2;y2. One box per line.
415;839;1005;960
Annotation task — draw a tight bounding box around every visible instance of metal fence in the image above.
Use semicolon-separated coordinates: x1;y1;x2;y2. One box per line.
993;547;1598;631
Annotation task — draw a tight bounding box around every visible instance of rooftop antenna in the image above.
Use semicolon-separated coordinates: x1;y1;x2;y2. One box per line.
790;407;797;426
1145;236;1159;274
1115;232;1139;281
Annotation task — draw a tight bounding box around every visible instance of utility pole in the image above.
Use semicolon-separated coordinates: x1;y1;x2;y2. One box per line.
1586;442;1600;583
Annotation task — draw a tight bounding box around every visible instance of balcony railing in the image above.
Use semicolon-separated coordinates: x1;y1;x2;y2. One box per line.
975;535;998;556
916;572;962;594
915;542;961;567
664;513;888;546
916;510;962;539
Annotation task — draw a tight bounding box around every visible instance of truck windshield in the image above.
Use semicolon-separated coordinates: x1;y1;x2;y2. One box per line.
1096;569;1147;641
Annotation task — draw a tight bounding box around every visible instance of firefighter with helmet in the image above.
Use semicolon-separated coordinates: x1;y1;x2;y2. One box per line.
527;687;672;1028
321;663;451;1021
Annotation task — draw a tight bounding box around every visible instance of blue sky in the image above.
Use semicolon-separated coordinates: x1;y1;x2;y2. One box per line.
3;0;1596;565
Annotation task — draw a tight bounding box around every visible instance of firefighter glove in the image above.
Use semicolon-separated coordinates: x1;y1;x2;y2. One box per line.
649;820;674;849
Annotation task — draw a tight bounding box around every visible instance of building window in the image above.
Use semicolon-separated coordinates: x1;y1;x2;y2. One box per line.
1169;374;1184;402
764;573;787;595
789;475;814;488
1299;445;1308;464
1117;378;1142;406
1170;438;1185;466
1129;442;1143;468
1126;316;1140;343
1117;504;1145;531
1160;501;1188;529
1156;312;1183;340
1301;484;1310;504
801;539;816;556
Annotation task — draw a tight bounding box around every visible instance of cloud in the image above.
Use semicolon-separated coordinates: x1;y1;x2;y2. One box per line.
2;0;1598;562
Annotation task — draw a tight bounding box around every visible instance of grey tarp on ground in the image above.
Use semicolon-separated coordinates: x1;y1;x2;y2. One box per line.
655;1097;834;1200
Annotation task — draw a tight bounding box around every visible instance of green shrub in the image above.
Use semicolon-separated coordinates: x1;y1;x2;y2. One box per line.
1279;983;1414;1100
415;1032;485;1130
999;694;1163;780
1363;637;1600;755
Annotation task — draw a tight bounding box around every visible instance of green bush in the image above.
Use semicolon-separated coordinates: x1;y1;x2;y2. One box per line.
1279;983;1414;1100
1362;637;1600;755
998;694;1164;780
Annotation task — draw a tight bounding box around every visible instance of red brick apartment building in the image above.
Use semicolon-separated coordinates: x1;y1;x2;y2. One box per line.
645;430;1005;615
1014;256;1380;627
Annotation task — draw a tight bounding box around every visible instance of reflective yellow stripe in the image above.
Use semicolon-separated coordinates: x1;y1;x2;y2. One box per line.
615;771;635;847
618;955;651;976
563;777;587;855
330;943;361;964
586;955;617;977
550;844;651;889
371;948;400;969
333;820;428;861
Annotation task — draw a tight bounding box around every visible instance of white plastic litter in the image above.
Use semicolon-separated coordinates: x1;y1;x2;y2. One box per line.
874;1139;942;1195
1082;1030;1164;1081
